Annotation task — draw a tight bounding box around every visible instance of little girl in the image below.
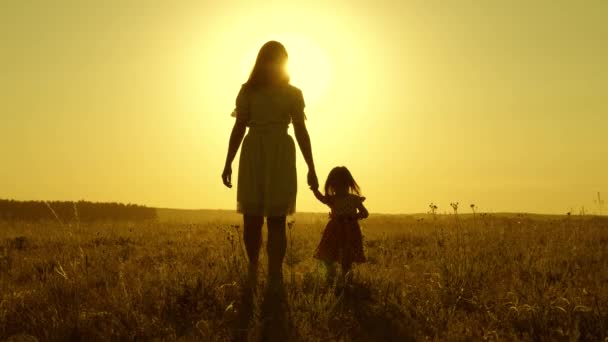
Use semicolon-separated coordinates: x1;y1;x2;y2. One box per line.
311;166;369;285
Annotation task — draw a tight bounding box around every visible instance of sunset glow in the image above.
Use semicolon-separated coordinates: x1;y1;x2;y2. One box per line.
2;1;607;214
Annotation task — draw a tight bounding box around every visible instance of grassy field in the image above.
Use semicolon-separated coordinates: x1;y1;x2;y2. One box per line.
1;210;607;341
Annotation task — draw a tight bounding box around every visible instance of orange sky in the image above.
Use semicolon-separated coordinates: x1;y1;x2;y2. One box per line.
1;0;607;214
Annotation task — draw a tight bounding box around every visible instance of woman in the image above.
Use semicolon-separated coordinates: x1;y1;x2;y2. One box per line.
222;41;318;289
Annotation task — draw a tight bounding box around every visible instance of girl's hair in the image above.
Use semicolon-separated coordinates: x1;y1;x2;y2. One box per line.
324;166;361;196
245;41;290;89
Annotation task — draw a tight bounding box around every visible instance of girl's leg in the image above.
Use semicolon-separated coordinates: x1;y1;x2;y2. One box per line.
266;216;287;286
243;215;263;285
324;261;337;286
341;260;353;284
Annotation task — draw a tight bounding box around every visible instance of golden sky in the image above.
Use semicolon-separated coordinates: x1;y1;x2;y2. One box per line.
1;0;607;214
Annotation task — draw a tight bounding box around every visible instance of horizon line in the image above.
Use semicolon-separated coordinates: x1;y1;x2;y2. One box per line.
157;207;600;217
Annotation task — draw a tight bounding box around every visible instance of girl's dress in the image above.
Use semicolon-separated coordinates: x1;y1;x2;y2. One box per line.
231;84;306;217
314;194;366;265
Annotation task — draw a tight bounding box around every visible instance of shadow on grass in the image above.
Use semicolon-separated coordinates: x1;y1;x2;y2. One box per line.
332;281;418;342
234;281;294;342
260;283;292;341
234;285;256;341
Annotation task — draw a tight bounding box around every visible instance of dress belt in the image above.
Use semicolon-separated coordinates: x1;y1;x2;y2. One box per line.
248;125;289;135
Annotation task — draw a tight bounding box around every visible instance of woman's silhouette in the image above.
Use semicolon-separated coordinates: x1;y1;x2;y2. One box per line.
222;41;318;290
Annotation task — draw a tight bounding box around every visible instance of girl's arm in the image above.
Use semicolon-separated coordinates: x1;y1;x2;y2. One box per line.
312;188;329;205
357;201;369;220
222;121;247;188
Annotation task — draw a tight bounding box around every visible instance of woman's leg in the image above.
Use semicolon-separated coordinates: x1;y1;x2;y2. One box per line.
266;216;287;285
243;215;264;283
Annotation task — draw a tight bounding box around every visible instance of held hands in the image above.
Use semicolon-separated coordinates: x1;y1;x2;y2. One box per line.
307;168;319;190
222;164;232;188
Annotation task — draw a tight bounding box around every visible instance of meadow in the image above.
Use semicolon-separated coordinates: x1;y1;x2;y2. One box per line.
1;208;607;341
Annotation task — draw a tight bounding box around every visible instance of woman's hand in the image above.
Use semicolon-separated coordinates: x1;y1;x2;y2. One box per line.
223;121;247;189
307;168;319;190
222;164;233;188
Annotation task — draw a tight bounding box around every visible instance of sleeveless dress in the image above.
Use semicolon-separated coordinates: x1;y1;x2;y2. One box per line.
231;83;306;217
314;194;367;265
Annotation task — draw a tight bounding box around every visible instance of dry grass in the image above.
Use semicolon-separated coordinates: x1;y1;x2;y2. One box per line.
1;212;607;341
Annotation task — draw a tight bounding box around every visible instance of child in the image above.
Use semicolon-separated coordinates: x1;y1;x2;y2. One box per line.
311;166;369;285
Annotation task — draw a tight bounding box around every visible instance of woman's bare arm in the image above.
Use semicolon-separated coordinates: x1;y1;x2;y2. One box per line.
222;121;247;188
293;121;319;189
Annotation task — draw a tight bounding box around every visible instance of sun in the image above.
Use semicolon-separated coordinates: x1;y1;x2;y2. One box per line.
282;34;333;106
241;34;333;106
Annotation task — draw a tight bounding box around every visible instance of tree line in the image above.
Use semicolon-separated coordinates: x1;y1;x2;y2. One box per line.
0;199;157;222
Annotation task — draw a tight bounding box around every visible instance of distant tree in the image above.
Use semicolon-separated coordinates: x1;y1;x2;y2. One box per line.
0;199;157;222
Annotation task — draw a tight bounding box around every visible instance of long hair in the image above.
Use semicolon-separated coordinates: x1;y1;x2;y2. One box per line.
245;41;290;88
324;166;361;196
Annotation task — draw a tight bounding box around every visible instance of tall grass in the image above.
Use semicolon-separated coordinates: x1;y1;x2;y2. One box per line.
0;213;607;341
